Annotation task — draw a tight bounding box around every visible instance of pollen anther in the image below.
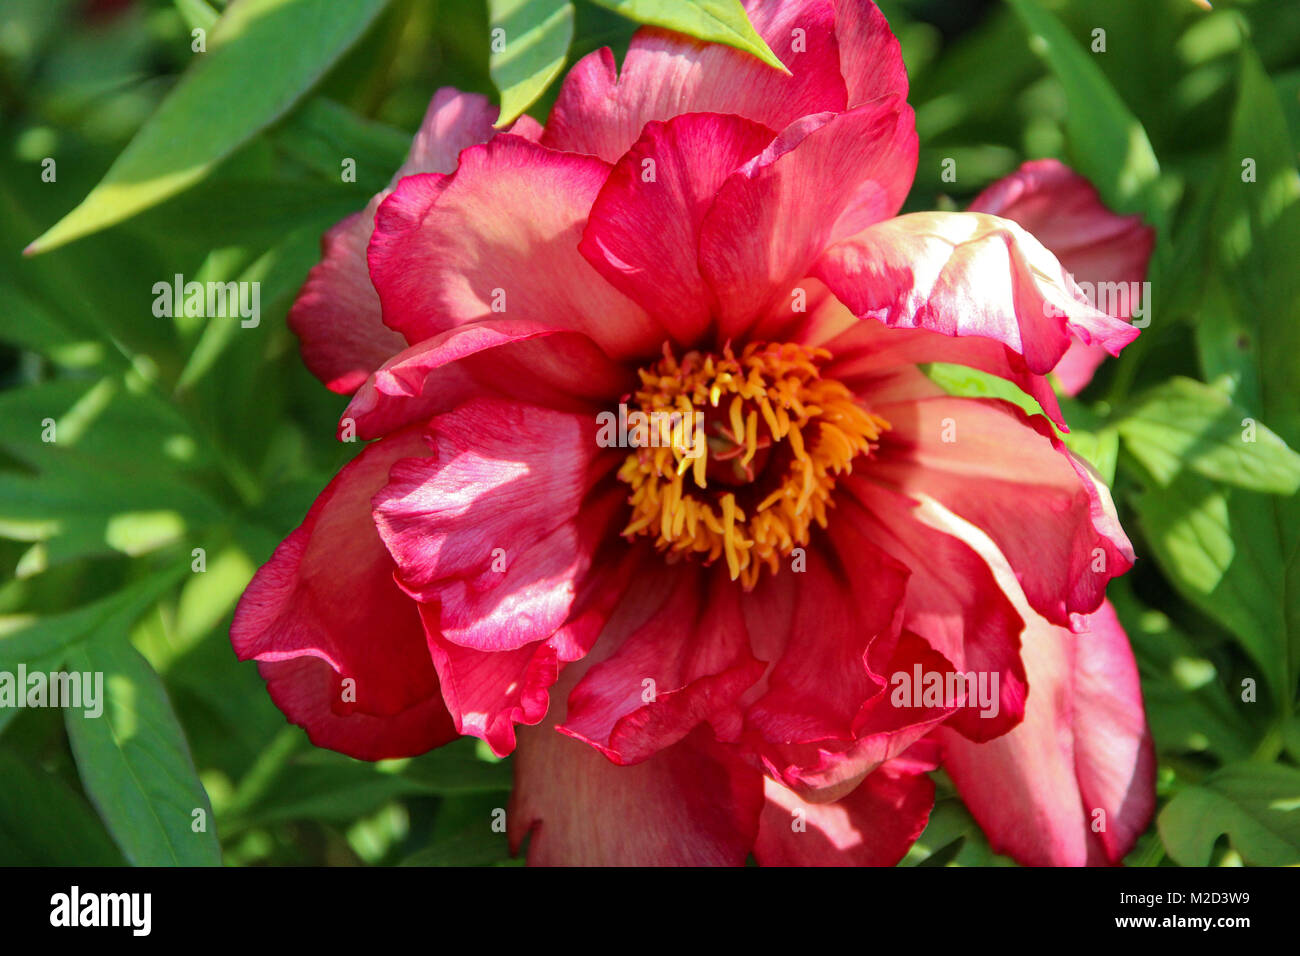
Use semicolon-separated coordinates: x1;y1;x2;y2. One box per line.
617;341;889;588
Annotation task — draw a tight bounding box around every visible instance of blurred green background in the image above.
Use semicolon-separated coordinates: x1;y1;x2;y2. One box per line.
1;0;1298;866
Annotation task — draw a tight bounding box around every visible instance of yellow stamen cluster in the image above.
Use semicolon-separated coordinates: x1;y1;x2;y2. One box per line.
618;342;889;589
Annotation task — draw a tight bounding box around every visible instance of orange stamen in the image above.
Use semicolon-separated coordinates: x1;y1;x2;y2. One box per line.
617;342;889;589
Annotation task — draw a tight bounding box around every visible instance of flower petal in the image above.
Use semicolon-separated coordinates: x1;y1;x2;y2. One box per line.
739;538;907;749
511;718;763;865
559;564;765;764
580;112;775;341
813;211;1140;376
754;751;936;866
842;480;1028;741
784;278;1067;429
868;394;1134;626
368;135;662;360
939;600;1156;866
969;159;1155;395
372;400;620;653
734;528;954;799
230;427;453;760
541;0;846;163
700;100;917;338
836;0;909;107
341;320;632;441
288;89;502;394
255;656;455;762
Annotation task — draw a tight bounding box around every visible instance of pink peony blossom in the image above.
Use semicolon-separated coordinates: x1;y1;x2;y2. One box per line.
233;0;1155;866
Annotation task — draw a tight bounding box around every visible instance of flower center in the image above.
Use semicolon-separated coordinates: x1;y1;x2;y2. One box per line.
617;342;889;588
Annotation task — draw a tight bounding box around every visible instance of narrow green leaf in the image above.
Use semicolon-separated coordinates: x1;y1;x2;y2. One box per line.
0;563;188;667
400;829;513;867
588;0;786;72
173;0;219;32
1117;376;1300;494
489;0;575;127
1159;763;1300;866
1005;0;1164;229
176;226;324;389
1196;39;1300;699
26;0;391;253
0;750;125;866
272;97;410;194
64;635;220;866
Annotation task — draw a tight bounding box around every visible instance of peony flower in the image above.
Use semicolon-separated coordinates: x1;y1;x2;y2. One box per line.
232;0;1155;866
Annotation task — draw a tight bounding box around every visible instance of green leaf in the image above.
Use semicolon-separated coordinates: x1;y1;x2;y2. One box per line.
0;749;125;866
1108;581;1255;763
400;829;514;867
922;362;1046;419
272;97;410;194
489;0;575;127
173;0;219;32
1193;40;1300;702
0;563;188;666
0;375;207;474
64;634;221;866
1117;376;1300;494
588;0;785;71
176;226;325;389
402;791;515;867
391;737;514;794
1134;472;1287;701
1202;47;1300;448
227;752;431;826
1005;0;1164;230
26;0;391;253
901;798;1013;867
1159;763;1300;866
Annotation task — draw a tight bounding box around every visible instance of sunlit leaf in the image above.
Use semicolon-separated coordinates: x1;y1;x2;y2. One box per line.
65;634;221;866
488;0;574;126
26;0;391;253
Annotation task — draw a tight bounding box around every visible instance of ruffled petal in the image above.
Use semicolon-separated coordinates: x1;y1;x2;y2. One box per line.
753;629;957;801
541;0;846;163
866;393;1134;626
372;400;621;653
341;320;631;441
939;600;1156;866
415;544;643;756
969;160;1155;395
733;528;951;799
511;662;764;865
700;100;917;338
739;539;906;750
782;278;1067;429
580;112;775;341
255;657;455;762
288;89;502;394
754;750;936;866
813;211;1140;377
559;564;765;764
368;135;662;360
230;427;454;760
842;480;1027;741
